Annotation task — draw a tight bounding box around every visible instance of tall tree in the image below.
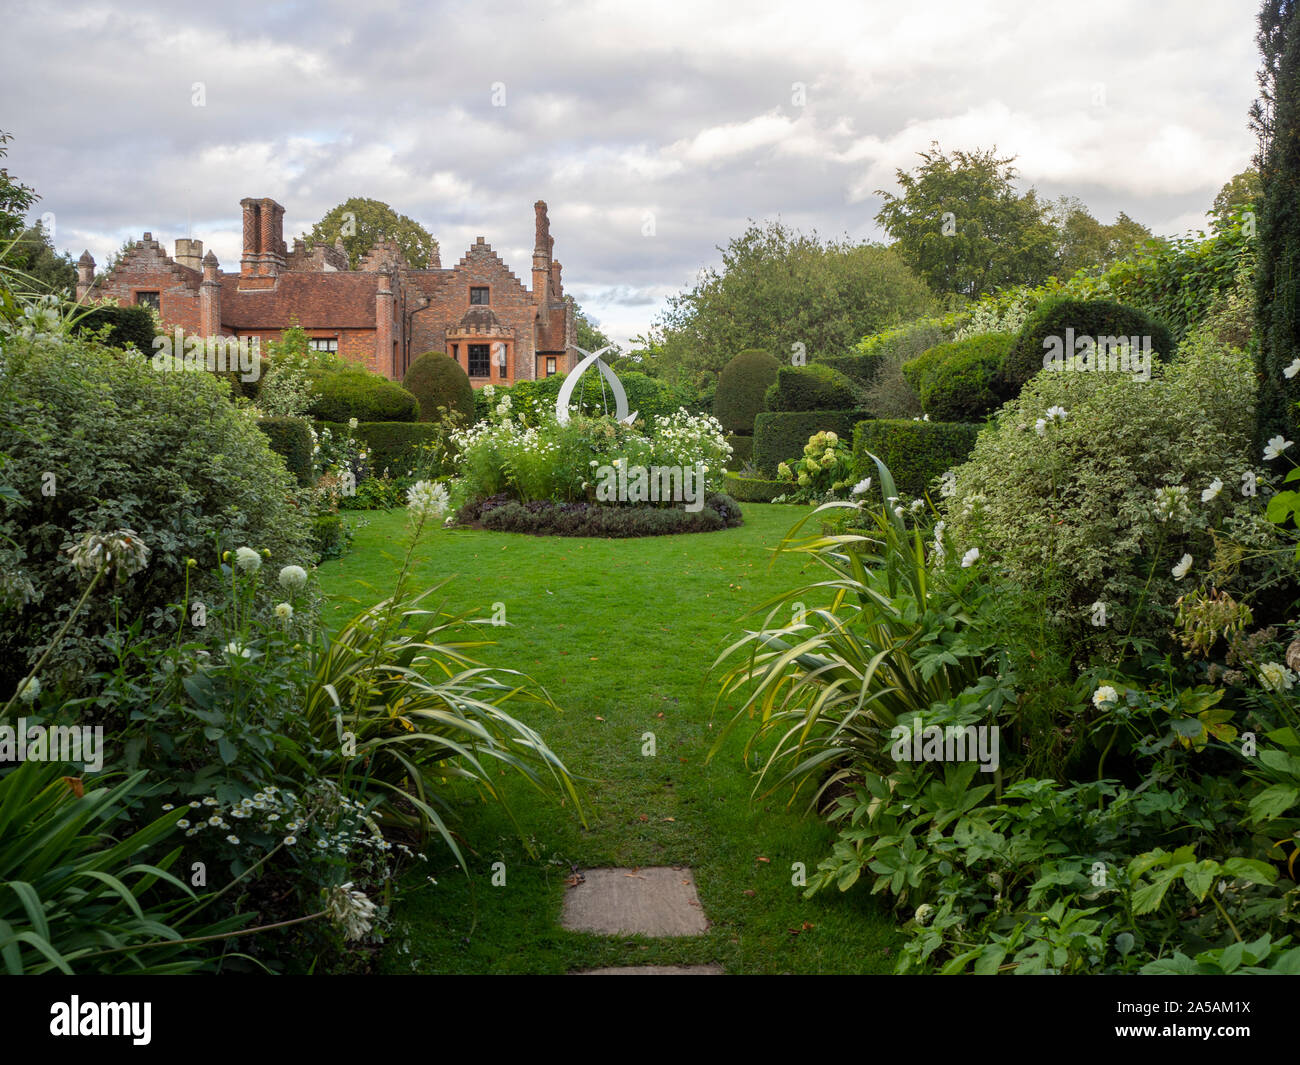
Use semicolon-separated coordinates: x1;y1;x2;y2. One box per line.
8;221;76;296
1048;196;1153;277
642;219;935;386
571;299;620;356
1254;0;1300;449
1211;169;1263;232
303;198;438;270
875;143;1058;299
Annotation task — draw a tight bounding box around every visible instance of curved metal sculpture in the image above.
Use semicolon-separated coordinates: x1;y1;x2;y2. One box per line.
555;345;638;425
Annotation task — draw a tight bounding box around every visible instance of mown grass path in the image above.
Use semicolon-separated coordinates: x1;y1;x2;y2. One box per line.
317;503;899;973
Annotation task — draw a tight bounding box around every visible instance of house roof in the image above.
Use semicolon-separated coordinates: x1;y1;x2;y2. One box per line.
219;273;380;330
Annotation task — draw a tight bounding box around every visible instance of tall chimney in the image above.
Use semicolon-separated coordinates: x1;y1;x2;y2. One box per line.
257;198;286;277
76;250;95;302
240;198;261;277
199;250;222;337
532;200;551;306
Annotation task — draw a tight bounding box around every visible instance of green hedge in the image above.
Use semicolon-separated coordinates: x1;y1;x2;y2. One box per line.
998;297;1175;401
256;417;313;486
403;351;475;424
724;471;787;502
315;420;442;477
813;354;885;388
311;513;347;560
307;368;419;423
765;363;857;412
902;333;1014;422
713;349;780;434
852;419;981;499
70;304;157;353
753;408;874;475
725;434;753;466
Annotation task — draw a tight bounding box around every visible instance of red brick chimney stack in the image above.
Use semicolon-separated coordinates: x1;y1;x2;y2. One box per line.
532;201;551;306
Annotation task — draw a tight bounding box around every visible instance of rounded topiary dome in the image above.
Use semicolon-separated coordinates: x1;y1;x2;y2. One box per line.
403;351;476;424
713;348;780;435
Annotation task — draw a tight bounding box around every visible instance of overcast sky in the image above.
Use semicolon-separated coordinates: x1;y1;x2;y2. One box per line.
4;0;1263;348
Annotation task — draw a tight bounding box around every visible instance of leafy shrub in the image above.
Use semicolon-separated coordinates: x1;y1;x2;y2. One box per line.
307;367;419;423
69;303;156;353
752;409;874;475
403;351;475;424
713;349;780;434
315;420;444;479
0;334;315;695
814;354;884;389
858;317;964;419
312;513;349;560
723;472;787;502
725;434;753;465
902;333;1014;421
765;363;857;412
942;329;1268;658
998;297;1175;401
772;430;855;502
456;492;743;537
256;417;313;486
852;419;980;500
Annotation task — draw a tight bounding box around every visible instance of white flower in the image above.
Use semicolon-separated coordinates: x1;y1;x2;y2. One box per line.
1284;358;1300;380
1201;478;1223;503
914;903;935;927
284;835;297;846
1264;435;1294;461
1153;485;1190;523
1259;662;1297;692
177;819;190;828
275;602;293;622
234;546;262;573
348;417;358;429
1045;406;1068;424
226;834;240;845
406;480;450;522
961;548;980;568
1034;418;1047;436
326;882;379;942
16;676;40;704
67;529;150;581
1172;553;1193;580
225;641;252;659
278;564;308;592
1093;685;1119;709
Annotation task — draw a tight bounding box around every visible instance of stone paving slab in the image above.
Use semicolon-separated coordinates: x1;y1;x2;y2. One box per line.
561;866;709;937
575;965;724;975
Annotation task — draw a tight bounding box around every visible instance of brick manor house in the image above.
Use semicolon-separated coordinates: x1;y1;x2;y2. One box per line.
77;197;578;386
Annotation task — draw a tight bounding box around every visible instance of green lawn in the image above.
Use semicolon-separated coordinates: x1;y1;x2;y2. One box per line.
316;502;901;974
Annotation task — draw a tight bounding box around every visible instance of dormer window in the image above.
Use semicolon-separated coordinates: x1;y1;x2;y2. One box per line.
469;286;489;305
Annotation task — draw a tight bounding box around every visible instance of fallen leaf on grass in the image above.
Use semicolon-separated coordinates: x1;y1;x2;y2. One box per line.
594;715;604;722
661;816;676;822
756;856;770;864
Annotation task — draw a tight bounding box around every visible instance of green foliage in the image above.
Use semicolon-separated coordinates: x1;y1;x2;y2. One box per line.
303;197;438;270
724;434;753;466
0;333;314;694
942;329;1269;659
998;297;1175;401
852;419;980;499
70;304;157;353
643;220;935;385
813;354;884;389
307;367;419;423
6;222;76;296
1211;169;1261;233
713;349;781;434
1047;195;1153;278
312;513;348;560
858;317;965;420
316;420;445;479
0;761;244;974
875;143;1059;299
1255;0;1300;446
752;409;874;476
403;351;475;425
722;472;787;502
765;363;857;412
772;429;856;502
902;332;1014;421
256;417;313;486
0;131;38;242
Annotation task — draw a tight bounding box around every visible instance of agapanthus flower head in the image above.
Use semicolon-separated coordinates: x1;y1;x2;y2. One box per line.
325;881;379;942
67;529;150;582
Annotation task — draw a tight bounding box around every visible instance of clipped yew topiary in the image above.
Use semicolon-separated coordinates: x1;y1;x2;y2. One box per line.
713;348;780;435
902;332;1014;422
766;363;857;412
308;367;419;423
852;419;980;500
256;417;314;486
997;297;1174;401
403;351;476;424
